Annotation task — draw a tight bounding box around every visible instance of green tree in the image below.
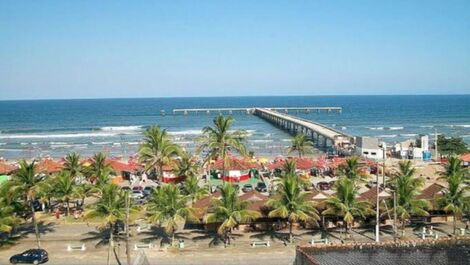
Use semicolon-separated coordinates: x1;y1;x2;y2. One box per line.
323;177;374;238
139;126;181;180
0;200;21;237
53;172;76;216
146;184;198;245
267;175;319;243
10;160;44;248
182;175;208;207
282;160;297;177
63;152;82;180
204;183;260;246
339;157;367;183
85;184;132;265
84;153;113;184
438;157;470;235
36;176;55;213
288;134;314;158
390;161;429;234
198;116;248;181
437;135;469;156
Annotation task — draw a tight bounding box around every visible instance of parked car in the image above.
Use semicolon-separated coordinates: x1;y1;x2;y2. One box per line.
132;186;143;191
255;182;267;192
242;184;254;192
142;186;153;197
10;249;49;264
317;182;331;191
131;190;144;199
121;186;131;192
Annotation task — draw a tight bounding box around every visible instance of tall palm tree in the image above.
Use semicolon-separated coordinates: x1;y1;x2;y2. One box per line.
84;153;113;184
438;157;470;235
282;159;297;177
85;184;131;265
204;183;260;246
0;200;21;236
390;161;429;234
147;184;198;245
182;175;208;207
339;157;367;183
36;176;55;213
63;152;82;180
10;160;44;248
173;152;200;180
139;126;181;180
53;172;75;216
288;134;314;158
267;175;319;243
323;177;374;237
198;116;248;180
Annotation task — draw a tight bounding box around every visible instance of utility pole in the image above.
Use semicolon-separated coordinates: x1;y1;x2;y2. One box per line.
375;162;380;242
434;128;438;161
125;191;131;265
393;190;398;241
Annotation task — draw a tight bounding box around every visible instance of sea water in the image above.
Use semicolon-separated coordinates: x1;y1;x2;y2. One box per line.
1;95;469;159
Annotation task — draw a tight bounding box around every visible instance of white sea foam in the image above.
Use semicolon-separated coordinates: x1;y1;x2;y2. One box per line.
420;125;434;128
456;125;470;128
100;126;143;131
127;142;140;145
341;126;347;130
0;148;22;152
113;143;121;146
0;132;118;139
387;127;404;130
378;134;397;138
168;130;203;136
0;143;6;146
281;139;292;142
174;141;192;145
461;135;470;138
368;127;384;130
400;134;418;137
250;139;274;143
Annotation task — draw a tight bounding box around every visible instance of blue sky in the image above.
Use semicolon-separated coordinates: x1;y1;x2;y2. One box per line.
1;0;469;99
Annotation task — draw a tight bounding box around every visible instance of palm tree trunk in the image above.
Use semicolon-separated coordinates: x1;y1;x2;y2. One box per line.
30;201;41;248
298;150;302;158
289;222;293;243
66;199;70;216
453;212;457;235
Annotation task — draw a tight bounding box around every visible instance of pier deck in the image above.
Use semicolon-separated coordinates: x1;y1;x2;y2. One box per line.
173;107;341;114
254;108;354;149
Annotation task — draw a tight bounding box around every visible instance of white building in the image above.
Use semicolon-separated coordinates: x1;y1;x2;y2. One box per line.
355;137;385;160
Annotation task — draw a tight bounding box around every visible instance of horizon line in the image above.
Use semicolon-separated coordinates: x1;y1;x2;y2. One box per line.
1;93;470;102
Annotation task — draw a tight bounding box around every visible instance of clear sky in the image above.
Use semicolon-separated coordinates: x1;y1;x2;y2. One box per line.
1;0;469;100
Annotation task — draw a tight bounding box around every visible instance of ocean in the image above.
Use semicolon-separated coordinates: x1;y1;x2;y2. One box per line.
1;95;469;160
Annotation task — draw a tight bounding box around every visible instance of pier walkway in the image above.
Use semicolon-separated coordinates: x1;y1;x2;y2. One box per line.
254;108;354;150
172;107;341;115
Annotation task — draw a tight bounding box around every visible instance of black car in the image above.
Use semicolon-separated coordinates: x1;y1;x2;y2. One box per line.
242;184;254;193
255;182;267;192
142;186;153;197
10;249;48;264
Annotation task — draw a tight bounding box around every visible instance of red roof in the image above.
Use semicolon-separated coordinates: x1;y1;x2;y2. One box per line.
35;159;63;174
213;157;261;170
107;160;141;173
265;158;315;170
460;153;470;163
0;162;17;174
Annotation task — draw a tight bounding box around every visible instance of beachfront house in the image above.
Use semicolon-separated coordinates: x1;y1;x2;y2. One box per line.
355;137;385;160
393;135;431;160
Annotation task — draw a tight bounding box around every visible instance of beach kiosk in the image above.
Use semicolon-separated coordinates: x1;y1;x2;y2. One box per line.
212;157;261;182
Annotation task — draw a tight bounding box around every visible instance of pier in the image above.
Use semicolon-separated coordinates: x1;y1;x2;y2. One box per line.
172;106;354;152
172;107;342;115
254;108;354;151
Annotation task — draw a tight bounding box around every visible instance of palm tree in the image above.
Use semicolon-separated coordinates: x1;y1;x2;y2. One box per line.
204;183;260;246
139;126;181;180
85;184;130;265
390;161;429;234
0;200;21;237
282;159;297;177
339;157;366;183
36;176;55;213
10;160;44;248
63;152;82;180
438;157;470;235
323;177;374;238
266;175;319;243
147;184;198;245
72;184;92;210
53;172;75;216
174;152;207;205
198;115;248;180
84;153;113;184
288;134;314;158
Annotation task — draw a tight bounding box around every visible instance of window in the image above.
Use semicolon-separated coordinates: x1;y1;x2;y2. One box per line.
371;152;377;155
363;151;369;155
